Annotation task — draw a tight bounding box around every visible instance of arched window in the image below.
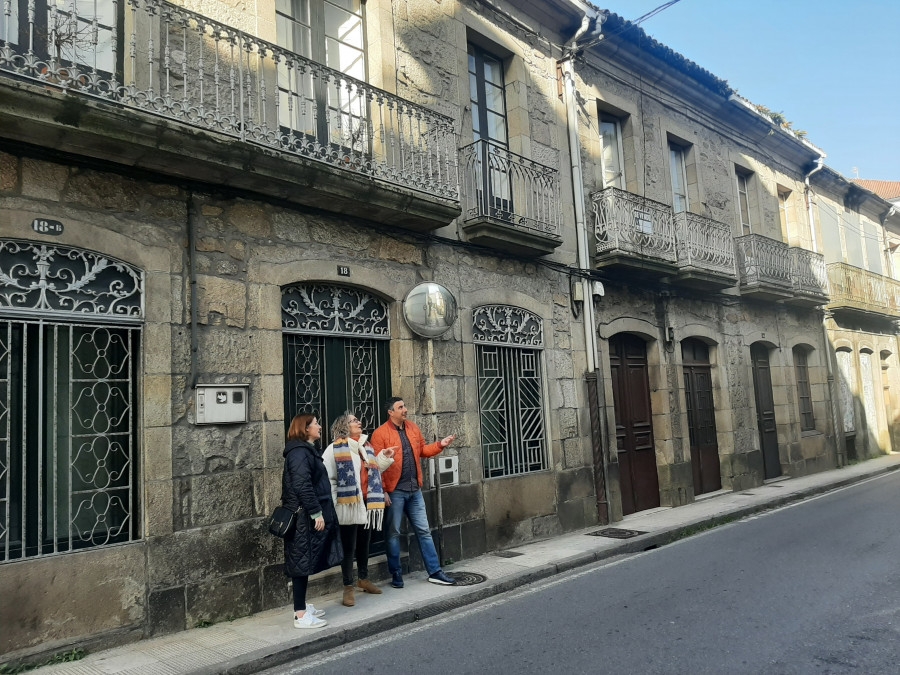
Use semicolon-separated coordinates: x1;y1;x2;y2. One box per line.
473;305;547;478
792;345;815;431
0;239;143;562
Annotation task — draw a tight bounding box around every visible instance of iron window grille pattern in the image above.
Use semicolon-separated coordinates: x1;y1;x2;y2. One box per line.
0;0;459;200
0;239;143;562
473;305;547;478
281;284;390;445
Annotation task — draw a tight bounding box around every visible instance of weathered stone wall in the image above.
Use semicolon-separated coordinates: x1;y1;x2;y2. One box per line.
0;139;595;656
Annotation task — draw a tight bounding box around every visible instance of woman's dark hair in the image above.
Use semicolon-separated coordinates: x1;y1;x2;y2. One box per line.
287;413;317;442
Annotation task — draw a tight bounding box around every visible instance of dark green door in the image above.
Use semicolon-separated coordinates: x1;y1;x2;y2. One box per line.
283;335;390;445
281;283;392;554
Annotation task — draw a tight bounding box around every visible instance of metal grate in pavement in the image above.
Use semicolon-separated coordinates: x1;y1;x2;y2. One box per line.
445;571;487;586
492;550;524;558
586;528;646;539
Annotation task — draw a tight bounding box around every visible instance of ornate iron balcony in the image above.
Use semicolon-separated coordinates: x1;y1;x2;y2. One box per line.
734;233;793;298
459;139;561;255
827;262;900;318
673;211;737;283
0;0;458;201
591;186;676;266
789;247;829;303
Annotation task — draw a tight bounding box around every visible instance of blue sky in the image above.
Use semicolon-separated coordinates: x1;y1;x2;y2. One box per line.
617;0;899;180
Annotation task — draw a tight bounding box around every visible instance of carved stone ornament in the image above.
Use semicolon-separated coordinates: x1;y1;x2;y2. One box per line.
472;305;543;348
282;284;389;338
0;239;144;321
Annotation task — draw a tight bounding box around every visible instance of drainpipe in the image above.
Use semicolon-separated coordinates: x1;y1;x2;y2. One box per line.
561;6;610;520
803;155;825;252
187;192;200;389
881;206;897;279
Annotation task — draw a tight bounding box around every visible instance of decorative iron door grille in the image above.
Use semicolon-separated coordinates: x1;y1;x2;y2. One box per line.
473;305;547;478
282;283;391;555
281;284;391;446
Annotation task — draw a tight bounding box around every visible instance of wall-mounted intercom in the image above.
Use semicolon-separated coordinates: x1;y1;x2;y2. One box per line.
195;384;249;424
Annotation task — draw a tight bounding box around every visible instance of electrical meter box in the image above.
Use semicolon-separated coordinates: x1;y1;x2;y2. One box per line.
428;455;459;487
195;384;249;424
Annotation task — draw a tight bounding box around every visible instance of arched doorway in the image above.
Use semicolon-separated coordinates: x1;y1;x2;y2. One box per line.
682;338;721;495
750;342;781;479
281;283;392;445
609;332;660;515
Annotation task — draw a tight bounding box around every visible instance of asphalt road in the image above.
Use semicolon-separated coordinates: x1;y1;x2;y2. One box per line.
266;471;900;675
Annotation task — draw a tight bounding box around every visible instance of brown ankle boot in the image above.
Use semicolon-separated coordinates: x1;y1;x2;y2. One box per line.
342;585;355;607
357;578;382;594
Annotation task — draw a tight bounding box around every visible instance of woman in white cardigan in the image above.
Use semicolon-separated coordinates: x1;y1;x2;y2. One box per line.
323;412;397;607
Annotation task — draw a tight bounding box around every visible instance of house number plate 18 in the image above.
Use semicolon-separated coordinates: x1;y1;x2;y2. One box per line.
32;218;65;235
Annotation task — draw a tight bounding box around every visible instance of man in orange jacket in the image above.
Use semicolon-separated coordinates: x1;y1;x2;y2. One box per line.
370;396;456;588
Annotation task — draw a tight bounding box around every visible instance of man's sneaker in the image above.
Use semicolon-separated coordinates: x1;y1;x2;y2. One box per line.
427;570;457;586
305;603;325;618
293;612;327;629
390;571;404;588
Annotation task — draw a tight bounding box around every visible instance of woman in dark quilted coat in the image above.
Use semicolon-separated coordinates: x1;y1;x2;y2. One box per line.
282;413;342;629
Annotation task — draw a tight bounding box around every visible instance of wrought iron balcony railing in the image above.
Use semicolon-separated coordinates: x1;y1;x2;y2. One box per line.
789;247;829;300
827;262;900;317
734;233;793;292
673;211;736;279
591;186;676;264
0;0;458;200
460;139;561;237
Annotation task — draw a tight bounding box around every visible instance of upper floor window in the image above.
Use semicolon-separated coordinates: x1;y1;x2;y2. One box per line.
736;168;754;234
276;0;366;150
473;305;547;479
778;188;792;231
2;0;117;73
793;346;815;431
276;0;365;79
599;114;625;189
669;143;689;213
468;43;508;148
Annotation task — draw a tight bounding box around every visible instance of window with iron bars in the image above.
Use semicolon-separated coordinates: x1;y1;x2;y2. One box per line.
473;305;547;479
0;240;143;563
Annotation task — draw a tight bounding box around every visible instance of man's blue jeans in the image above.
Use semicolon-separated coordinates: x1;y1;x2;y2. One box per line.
385;488;441;575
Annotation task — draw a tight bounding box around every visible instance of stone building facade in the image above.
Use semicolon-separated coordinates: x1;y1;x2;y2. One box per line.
1;0;898;663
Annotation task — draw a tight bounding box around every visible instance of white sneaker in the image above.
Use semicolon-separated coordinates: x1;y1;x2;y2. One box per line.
305;603;325;618
293;612;327;629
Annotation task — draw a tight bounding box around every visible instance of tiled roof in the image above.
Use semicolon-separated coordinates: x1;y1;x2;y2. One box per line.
602;12;733;97
852;180;900;200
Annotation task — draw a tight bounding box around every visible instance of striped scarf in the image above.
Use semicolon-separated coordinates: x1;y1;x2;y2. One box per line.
334;437;386;530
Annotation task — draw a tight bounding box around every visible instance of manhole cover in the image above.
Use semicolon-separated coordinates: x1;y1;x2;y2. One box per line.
493;550;524;558
740;492;755;496
445;571;486;586
586;528;646;539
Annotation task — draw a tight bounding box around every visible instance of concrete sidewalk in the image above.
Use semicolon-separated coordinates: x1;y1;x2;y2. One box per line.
33;453;900;675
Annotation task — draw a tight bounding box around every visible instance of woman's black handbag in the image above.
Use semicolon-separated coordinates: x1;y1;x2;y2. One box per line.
267;505;302;538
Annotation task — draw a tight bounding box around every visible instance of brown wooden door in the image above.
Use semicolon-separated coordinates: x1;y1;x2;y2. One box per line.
610;333;660;515
682;339;721;495
751;343;781;479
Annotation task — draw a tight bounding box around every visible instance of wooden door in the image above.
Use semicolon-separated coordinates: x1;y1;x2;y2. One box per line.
751;343;781;479
610;333;660;515
682;339;721;495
